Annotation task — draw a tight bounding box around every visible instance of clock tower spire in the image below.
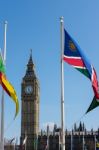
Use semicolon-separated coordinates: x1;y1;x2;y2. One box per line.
26;49;35;75
20;51;40;150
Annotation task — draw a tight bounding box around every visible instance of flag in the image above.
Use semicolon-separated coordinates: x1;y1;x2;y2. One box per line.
0;52;19;118
0;52;5;74
0;73;19;118
86;66;99;113
63;29;99;113
63;29;92;79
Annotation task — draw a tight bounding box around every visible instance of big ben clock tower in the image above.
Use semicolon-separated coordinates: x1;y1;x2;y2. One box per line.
20;52;40;150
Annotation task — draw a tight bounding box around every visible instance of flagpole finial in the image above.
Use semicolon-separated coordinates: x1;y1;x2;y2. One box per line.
60;16;64;23
4;21;8;28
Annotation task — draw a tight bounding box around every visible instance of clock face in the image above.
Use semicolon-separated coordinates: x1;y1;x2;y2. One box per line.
25;85;33;94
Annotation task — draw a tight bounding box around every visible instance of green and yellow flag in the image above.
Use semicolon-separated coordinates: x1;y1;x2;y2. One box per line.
0;52;19;118
0;53;5;74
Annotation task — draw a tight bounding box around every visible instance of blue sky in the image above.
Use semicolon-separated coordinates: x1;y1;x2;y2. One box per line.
0;0;99;141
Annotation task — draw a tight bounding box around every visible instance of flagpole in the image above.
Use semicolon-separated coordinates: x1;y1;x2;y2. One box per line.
60;17;65;150
0;21;7;150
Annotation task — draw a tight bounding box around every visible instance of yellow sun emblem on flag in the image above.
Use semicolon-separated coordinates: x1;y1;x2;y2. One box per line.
69;41;76;51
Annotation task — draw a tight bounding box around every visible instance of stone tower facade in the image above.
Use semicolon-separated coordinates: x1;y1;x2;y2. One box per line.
20;53;40;150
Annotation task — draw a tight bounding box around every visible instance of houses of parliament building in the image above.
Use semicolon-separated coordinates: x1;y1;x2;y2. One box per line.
5;53;99;150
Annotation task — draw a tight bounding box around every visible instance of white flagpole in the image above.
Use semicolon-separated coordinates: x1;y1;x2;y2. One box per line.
60;17;65;150
14;141;16;150
0;21;7;150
